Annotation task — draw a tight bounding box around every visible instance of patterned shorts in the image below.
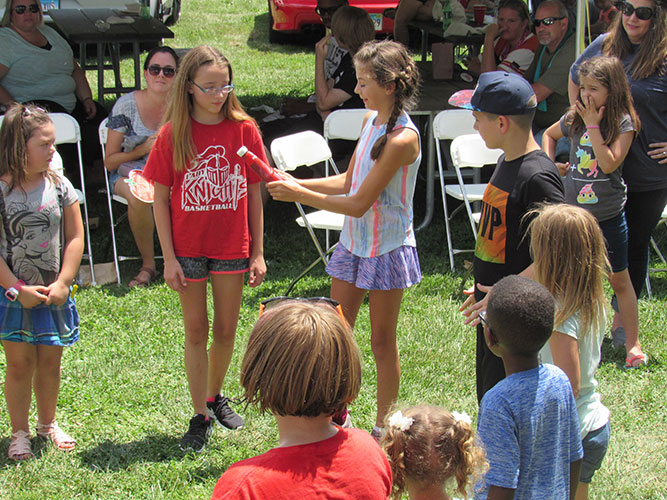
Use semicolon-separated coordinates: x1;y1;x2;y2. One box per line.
176;256;249;281
326;244;421;290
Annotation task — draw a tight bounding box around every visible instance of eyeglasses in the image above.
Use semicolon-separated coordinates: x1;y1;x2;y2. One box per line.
147;65;176;78
315;6;339;17
618;1;654;20
189;80;234;95
14;3;39;14
259;296;346;322
533;16;565;27
478;310;491;330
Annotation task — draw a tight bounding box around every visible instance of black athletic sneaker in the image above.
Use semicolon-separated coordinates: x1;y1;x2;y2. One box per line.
206;394;244;430
180;414;212;452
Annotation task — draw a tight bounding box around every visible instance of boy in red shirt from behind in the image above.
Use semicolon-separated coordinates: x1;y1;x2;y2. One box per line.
210;297;392;500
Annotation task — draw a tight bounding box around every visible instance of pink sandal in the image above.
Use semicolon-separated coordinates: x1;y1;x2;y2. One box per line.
8;430;34;461
36;421;76;451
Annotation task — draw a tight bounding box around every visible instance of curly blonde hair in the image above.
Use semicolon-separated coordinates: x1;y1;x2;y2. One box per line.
381;405;487;499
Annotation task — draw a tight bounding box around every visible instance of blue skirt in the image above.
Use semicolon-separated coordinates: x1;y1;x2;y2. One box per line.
0;291;79;346
326;244;421;290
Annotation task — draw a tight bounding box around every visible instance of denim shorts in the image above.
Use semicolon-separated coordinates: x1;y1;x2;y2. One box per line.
176;256;249;281
599;211;629;273
580;421;611;483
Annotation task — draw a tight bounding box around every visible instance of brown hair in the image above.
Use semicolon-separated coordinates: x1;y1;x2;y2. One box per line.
163;45;257;172
602;0;667;80
528;204;609;335
331;6;375;54
565;55;640;144
0;0;43;27
381;405;487;499
240;301;361;417
0;103;58;192
498;0;531;23
353;40;421;160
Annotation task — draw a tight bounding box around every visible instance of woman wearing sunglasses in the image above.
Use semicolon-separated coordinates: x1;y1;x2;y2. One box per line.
568;0;667;367
104;46;179;288
0;0;106;178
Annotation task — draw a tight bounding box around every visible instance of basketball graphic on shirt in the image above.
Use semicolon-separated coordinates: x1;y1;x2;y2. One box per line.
181;145;247;212
577;183;598;204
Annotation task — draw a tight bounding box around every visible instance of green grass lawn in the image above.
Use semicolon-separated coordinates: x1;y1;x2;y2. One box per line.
1;0;666;498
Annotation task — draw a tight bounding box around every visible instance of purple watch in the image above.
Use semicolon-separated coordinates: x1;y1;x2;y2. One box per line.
4;280;25;302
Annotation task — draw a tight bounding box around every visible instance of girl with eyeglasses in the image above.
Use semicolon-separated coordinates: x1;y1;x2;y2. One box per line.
268;40;422;440
0;104;84;461
568;0;667;365
143;45;266;453
0;0;107;179
104;46;179;288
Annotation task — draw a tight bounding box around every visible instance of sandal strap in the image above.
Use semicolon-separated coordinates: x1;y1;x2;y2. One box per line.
9;429;33;460
36;420;76;449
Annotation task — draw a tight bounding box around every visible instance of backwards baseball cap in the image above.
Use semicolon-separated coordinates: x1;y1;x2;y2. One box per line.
448;71;537;115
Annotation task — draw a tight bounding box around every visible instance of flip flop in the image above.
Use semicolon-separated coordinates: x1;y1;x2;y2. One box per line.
624;353;648;370
128;267;158;288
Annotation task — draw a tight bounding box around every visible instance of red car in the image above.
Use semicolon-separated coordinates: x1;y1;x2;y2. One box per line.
268;0;398;42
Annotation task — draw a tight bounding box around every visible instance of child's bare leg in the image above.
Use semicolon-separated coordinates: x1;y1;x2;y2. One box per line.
609;270;643;358
180;280;210;415
368;288;404;427
330;277;366;328
2;341;37;433
575;482;589;500
33;345;63;425
207;273;244;397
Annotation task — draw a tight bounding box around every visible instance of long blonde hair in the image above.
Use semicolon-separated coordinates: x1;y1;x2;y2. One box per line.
528;204;609;335
163;45;256;172
0;103;58;192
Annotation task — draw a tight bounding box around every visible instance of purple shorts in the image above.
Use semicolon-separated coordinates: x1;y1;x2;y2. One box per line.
326;244;421;290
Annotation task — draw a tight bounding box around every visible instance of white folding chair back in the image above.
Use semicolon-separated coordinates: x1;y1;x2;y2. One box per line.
271;131;345;295
433;110;479;270
440;133;502;270
50;113;96;284
323;109;367;141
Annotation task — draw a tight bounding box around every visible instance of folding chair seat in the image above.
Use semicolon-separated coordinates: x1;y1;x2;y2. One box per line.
50;113;96;284
270;130;344;295
441;133;502;270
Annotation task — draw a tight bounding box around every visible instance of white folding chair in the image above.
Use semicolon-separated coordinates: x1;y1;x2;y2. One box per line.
646;203;667;297
322;109;366;248
271;130;345;295
50;113;96;285
442;133;502;270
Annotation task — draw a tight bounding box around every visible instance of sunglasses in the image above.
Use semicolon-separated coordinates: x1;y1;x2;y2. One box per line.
147;65;176;77
315;6;338;17
259;296;346;322
189;80;234;95
618;1;654;20
533;16;565;26
478;310;491;330
14;3;39;14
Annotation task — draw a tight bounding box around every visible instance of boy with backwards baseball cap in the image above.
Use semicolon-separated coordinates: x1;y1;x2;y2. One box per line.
451;71;565;402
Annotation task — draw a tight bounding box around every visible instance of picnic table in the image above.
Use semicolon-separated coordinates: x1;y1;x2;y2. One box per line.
409;19;484;62
48;8;174;100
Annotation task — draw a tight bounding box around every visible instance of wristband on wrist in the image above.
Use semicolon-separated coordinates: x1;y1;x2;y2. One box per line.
5;280;25;302
586;125;600;129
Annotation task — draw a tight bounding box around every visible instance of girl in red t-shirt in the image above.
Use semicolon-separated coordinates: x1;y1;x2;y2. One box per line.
143;45;266;453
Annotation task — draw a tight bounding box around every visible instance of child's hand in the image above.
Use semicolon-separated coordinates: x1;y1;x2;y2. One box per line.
315;33;331;60
459;283;492;326
248;254;266;288
556;161;570;176
266;177;304;203
18;285;49;309
164;259;187;293
45;280;72;306
575;96;604;128
648;141;667;164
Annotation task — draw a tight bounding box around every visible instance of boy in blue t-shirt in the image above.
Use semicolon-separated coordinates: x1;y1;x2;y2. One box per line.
475;275;583;500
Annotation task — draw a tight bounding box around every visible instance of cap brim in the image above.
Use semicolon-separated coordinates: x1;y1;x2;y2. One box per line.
448;89;476;110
